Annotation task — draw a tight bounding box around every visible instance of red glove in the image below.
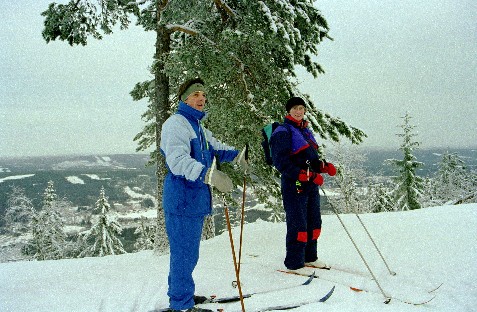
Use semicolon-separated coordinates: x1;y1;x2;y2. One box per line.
298;169;324;186
320;162;336;176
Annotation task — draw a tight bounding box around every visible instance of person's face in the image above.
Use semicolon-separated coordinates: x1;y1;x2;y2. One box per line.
289;105;306;121
185;91;206;111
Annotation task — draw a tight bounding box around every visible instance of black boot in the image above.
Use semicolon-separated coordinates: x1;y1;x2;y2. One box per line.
186;308;214;312
193;295;208;305
166;308;213;312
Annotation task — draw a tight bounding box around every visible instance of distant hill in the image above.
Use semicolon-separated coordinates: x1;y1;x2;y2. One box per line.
0;154;156;226
0;149;475;259
1;148;476;223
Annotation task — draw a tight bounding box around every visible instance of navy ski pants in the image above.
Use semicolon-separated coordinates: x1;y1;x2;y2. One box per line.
281;179;322;270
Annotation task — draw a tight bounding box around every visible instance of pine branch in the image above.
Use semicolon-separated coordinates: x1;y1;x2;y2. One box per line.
165;24;199;36
213;0;237;19
126;0;147;6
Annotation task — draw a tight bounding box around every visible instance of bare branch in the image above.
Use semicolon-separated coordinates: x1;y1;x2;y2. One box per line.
166;24;216;46
166;24;199;36
126;0;147;6
213;0;237;19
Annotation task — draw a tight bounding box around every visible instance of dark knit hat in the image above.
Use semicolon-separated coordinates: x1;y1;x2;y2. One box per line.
286;96;306;112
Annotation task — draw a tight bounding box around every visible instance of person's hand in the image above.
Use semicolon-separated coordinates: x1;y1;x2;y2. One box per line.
234;146;249;174
205;160;233;193
320;161;336;176
310;159;337;176
298;169;324;186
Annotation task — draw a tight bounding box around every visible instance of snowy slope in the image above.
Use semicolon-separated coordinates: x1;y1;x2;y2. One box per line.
1;204;476;312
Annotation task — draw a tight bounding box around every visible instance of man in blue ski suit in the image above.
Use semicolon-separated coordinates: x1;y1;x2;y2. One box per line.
270;96;336;273
160;78;248;312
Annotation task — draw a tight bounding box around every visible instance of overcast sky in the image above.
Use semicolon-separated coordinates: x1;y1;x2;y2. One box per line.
1;0;476;158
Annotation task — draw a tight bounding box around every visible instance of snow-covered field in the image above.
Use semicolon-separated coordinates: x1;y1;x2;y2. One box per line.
0;174;35;184
1;204;476;312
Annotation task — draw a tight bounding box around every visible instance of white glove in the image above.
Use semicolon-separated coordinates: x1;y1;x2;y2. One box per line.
205;158;233;193
233;146;249;174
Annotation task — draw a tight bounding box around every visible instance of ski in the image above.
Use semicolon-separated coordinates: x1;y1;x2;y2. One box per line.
428;282;444;293
305;264;371;278
306;264;443;294
254;286;335;311
151;273;315;312
278;269;435;306
205;271;315;304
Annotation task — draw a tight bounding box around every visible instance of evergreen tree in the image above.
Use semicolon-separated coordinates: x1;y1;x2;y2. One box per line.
82;187;126;257
29;181;67;260
134;216;155;251
332;143;367;213
4;186;35;235
386;112;424;210
419;177;435;208
41;0;367;253
432;151;477;204
201;215;216;240
67;232;90;259
367;183;395;213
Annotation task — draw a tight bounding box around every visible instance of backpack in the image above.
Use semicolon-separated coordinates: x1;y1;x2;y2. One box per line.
261;122;291;165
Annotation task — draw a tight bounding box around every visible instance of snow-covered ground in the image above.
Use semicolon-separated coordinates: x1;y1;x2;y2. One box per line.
0;174;35;184
1;204;476;312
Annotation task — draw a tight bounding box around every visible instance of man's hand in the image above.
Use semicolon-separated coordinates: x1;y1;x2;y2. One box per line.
234;145;249;174
205;159;233;193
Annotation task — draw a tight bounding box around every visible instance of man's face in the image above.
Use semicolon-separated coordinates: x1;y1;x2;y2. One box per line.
185;91;206;111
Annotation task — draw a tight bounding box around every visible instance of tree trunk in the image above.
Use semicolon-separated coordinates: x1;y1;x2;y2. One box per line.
154;6;171;254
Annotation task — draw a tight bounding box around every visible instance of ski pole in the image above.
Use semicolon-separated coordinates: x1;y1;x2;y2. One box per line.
214;156;245;311
334;178;396;276
354;204;396;276
223;194;246;312
320;187;391;304
237;144;249;275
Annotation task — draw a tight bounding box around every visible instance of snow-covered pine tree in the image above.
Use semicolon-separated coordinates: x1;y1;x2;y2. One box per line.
386;112;424;210
367;183;395;213
4;186;35;235
431;151;476;204
134;216;156;251
81;187;125;257
156;1;366;222
29;181;67;260
41;0;367;253
66;232;90;259
201;215;216;240
331;143;367;213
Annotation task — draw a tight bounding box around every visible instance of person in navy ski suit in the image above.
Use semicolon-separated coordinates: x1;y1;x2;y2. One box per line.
160;78;248;312
270;97;336;272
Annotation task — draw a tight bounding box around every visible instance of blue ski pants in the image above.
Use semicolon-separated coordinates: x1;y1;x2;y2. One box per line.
165;212;205;310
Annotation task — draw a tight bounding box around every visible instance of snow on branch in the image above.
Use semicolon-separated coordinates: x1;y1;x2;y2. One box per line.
126;0;147;6
213;0;237;18
167;20;252;104
166;24;215;45
166;24;199;36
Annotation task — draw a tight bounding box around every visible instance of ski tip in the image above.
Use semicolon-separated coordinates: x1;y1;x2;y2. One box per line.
303;271;316;285
319;286;335;302
407;294;436;306
429;282;444;293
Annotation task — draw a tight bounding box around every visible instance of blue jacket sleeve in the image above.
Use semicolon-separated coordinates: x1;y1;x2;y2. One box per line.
270;126;301;181
203;127;239;163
